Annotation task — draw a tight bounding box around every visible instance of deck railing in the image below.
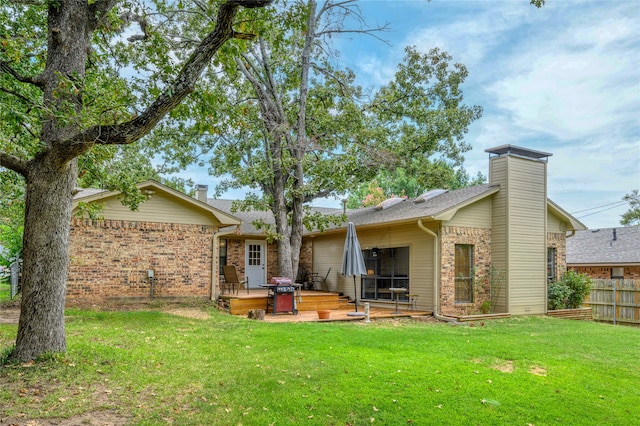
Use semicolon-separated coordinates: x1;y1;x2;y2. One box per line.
584;279;640;325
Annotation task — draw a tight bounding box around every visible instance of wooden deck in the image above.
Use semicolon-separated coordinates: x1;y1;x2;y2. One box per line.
218;289;431;322
260;307;434;323
219;289;349;315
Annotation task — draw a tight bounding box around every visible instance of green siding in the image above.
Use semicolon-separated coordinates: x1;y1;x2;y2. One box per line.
312;223;435;311
446;197;493;228
75;192;219;226
490;154;548;315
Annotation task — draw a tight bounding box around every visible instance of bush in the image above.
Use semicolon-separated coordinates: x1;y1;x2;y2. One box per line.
563;270;592;308
548;281;571;310
548;271;592;310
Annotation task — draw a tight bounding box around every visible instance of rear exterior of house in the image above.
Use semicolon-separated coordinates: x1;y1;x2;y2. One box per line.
68;181;240;302
66;146;584;315
310;145;584;316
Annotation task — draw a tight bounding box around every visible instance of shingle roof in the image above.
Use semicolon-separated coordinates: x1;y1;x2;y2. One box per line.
209;184;500;236
73;188;107;199
344;184;498;228
207;199;343;235
566;226;640;265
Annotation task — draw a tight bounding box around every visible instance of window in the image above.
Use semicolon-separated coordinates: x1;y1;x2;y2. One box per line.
361;247;409;301
218;239;227;275
547;248;557;283
248;243;262;266
611;267;624;279
455;244;474;303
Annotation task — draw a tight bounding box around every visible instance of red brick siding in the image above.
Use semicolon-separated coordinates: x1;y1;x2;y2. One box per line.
223;238;312;283
68;219;214;300
440;226;492;316
548;232;567;279
570;266;640;280
299;239;313;279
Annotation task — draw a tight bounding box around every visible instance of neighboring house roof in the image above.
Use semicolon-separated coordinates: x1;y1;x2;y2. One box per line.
73;180;242;227
566;225;640;266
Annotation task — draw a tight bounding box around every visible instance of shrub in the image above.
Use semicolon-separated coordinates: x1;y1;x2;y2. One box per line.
548;271;592;310
563;270;592;308
548;281;571;310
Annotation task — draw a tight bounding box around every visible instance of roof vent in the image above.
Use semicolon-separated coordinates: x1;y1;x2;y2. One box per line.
414;189;448;204
375;197;405;211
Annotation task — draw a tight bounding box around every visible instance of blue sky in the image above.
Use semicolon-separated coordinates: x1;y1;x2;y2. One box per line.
184;0;640;229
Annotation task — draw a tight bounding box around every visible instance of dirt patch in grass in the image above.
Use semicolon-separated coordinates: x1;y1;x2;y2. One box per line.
529;365;547;376
491;360;515;373
1;301;214;325
0;307;20;325
0;410;130;426
164;308;211;320
0;376;131;426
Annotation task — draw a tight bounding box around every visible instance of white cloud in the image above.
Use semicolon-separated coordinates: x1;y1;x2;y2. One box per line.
486;10;640;141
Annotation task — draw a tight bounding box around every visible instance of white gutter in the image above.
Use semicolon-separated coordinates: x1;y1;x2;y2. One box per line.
211;226;241;301
418;220;459;323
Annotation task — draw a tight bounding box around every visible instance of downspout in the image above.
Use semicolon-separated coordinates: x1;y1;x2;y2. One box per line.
211;225;241;301
418;220;459;323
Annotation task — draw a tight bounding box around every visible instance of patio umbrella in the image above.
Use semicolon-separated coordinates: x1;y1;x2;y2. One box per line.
342;222;368;313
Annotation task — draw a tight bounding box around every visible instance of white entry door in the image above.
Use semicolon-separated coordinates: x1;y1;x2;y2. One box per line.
245;240;266;288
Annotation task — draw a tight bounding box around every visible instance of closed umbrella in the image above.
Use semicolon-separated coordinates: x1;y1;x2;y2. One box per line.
342;222;368;313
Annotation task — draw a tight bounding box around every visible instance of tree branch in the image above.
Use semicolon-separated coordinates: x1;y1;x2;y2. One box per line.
60;0;274;163
0;86;33;104
0;60;44;89
0;151;29;177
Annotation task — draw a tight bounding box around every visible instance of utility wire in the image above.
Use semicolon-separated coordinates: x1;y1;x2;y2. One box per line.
575;201;628;219
571;200;627;214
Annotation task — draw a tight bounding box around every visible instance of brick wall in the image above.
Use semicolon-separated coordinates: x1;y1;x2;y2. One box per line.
68;219;214;301
440;226;492;316
223;238;312;283
570;265;640;280
299;238;313;279
548;232;567;279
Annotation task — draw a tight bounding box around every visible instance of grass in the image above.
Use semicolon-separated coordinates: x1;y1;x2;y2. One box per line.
1;307;639;425
0;278;10;302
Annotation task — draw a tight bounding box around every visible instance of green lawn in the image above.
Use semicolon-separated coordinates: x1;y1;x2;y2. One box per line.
0;279;10;302
1;308;639;425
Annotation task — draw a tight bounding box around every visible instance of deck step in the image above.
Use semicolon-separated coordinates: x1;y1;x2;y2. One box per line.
223;291;345;316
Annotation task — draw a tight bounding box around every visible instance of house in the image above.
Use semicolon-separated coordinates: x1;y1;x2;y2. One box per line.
68;181;241;301
210;145;585;316
567;226;640;280
69;145;585;317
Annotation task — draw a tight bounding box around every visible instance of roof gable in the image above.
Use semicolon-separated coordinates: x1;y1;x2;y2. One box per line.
73;180;241;227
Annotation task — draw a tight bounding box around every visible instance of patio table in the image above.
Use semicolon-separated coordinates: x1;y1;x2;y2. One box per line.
389;287;407;314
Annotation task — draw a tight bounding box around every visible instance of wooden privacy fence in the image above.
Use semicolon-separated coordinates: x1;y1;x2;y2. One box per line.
584;279;640;325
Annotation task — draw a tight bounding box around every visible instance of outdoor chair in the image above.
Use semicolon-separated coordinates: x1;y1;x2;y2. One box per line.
311;268;331;291
221;265;247;295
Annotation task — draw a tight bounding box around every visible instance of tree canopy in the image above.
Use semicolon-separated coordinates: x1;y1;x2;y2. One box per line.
620;189;640;226
0;0;274;362
193;0;482;280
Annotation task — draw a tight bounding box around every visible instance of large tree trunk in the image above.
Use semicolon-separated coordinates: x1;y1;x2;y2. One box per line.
13;158;77;361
